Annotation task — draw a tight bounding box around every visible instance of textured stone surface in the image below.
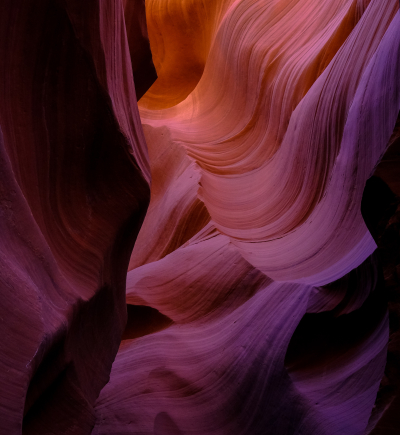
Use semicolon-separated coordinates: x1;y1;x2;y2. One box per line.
93;1;400;434
1;0;399;434
0;1;154;434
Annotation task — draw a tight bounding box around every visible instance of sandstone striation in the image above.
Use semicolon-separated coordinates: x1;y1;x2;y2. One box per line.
94;0;400;434
1;0;399;434
0;1;155;433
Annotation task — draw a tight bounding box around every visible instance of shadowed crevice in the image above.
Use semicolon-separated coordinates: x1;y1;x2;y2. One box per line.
122;305;174;341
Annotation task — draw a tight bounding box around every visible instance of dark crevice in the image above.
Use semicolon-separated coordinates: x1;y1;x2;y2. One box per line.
361;176;398;243
23;364;70;432
23;335;67;418
285;278;387;375
122;304;174;341
361;176;400;434
359;112;400;434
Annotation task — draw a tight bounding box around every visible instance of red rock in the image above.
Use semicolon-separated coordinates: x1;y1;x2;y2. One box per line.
94;1;400;434
0;1;154;433
1;0;400;433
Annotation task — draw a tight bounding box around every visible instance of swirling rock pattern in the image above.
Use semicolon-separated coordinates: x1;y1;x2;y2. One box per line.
0;1;154;434
1;0;399;434
93;0;400;434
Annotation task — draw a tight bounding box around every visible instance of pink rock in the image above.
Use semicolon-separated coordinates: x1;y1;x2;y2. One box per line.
1;0;399;433
0;1;154;433
94;1;400;434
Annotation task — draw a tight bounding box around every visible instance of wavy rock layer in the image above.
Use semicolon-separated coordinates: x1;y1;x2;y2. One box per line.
0;1;154;434
1;0;398;433
94;1;400;434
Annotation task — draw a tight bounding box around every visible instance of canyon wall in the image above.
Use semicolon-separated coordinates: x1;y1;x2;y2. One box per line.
0;0;399;434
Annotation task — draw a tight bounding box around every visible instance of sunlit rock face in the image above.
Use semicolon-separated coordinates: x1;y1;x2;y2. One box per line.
0;1;154;434
94;0;400;434
1;0;399;434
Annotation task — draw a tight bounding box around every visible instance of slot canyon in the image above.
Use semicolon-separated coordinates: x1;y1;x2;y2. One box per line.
0;0;400;434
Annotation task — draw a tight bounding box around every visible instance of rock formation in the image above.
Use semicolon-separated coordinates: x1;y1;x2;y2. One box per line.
0;1;154;433
0;0;399;434
94;0;400;434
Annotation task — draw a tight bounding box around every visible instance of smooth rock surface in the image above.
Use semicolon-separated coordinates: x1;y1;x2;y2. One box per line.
93;1;400;434
1;0;399;434
0;1;154;433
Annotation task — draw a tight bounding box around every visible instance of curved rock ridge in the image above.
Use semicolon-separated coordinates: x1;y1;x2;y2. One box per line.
139;0;237;110
0;1;155;434
92;1;400;434
140;0;400;283
95;276;388;434
0;0;398;433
